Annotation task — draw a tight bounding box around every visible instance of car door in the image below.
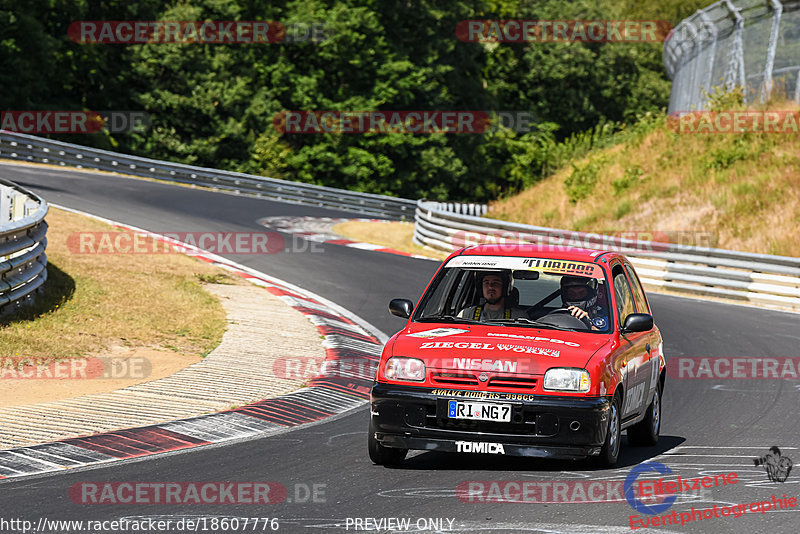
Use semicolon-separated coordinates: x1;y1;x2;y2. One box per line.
611;263;650;420
624;262;660;398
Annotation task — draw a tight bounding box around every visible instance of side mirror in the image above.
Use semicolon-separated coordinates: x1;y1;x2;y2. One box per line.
389;298;414;319
621;313;654;333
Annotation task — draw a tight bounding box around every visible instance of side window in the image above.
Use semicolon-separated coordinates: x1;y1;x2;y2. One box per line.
624;264;650;314
451;271;475;313
612;267;636;327
416;269;459;317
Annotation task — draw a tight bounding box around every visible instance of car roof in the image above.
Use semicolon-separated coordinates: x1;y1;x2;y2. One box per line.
446;244;625;263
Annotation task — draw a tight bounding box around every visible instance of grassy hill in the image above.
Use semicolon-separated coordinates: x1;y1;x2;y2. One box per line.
487;106;800;257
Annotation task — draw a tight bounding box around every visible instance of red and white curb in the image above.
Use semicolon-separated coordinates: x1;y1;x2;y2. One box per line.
0;206;386;479
258;216;435;260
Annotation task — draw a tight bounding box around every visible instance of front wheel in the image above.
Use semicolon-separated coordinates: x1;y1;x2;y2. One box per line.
628;383;661;447
368;420;407;466
590;394;621;467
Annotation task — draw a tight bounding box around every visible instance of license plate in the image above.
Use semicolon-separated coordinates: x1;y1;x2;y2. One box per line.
447;400;511;422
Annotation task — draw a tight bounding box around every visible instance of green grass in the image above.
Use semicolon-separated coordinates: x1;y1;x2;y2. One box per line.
487;103;800;256
0;208;230;359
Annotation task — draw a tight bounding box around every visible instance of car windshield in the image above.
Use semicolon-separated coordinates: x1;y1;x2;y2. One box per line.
413;255;612;333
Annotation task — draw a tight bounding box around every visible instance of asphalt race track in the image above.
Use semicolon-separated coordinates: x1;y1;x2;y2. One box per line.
1;161;798;534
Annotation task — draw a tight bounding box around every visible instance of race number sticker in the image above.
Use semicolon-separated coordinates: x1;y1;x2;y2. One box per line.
407;328;470;338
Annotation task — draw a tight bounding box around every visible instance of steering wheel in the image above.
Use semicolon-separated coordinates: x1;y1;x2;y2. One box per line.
537;308;590;329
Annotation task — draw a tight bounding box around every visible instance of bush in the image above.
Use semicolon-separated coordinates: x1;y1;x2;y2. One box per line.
613;166;644;193
564;160;601;203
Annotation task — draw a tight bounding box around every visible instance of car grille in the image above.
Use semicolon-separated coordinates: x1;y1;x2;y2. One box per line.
487;376;538;390
430;371;538;391
431;372;479;386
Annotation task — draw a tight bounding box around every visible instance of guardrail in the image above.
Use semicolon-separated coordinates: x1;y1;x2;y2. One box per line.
414;201;488;217
0;179;48;315
413;200;800;311
0;131;417;220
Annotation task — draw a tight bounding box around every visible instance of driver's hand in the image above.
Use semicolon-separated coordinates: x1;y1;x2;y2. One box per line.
568;305;589;320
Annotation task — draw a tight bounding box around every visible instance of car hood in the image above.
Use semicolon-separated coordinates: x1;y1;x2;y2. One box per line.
394;322;610;375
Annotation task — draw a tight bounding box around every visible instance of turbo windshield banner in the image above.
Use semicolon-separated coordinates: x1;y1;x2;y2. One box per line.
445;256;602;278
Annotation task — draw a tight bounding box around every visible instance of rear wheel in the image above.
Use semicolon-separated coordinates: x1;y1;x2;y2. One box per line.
368;420;407;466
628;383;661;446
590;394;620;467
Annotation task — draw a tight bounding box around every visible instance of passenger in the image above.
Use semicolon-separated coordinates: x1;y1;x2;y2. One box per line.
460;271;525;321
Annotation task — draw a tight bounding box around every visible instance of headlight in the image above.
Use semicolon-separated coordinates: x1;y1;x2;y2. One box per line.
385;357;426;381
543;368;590;392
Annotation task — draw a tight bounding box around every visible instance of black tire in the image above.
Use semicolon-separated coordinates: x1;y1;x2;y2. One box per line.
590;394;621;467
368;420;407;466
628;382;662;447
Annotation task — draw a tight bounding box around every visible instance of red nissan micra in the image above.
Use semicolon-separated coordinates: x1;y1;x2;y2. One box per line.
369;245;665;467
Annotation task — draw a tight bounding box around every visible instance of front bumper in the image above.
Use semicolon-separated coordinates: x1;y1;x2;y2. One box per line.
370;382;612;460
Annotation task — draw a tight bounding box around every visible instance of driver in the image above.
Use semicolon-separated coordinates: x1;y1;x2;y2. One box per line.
561;275;609;330
459;271;525;321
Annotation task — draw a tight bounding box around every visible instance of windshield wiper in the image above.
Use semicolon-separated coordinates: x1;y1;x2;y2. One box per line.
415;314;481;324
488;318;576;331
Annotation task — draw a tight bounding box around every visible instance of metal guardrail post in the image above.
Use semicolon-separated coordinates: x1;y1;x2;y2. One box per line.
722;0;746;96
762;0;784;103
700;11;718;109
11;193;25;220
0;188;9;224
795;69;800;103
